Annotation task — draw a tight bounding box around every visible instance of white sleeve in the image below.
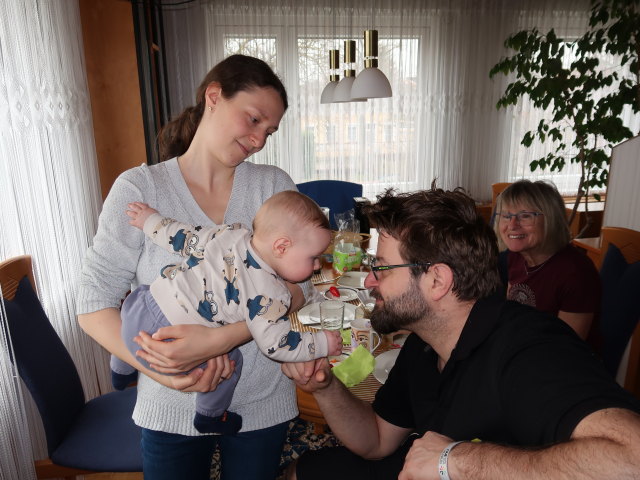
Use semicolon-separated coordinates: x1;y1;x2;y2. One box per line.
142;213;226;259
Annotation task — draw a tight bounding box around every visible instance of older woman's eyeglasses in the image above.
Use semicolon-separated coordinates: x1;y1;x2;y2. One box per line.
370;258;432;280
498;211;543;226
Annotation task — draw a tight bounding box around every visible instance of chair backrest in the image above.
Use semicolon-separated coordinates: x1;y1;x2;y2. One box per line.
601;227;640;265
597;228;640;398
296;180;363;230
490;182;512;226
491;182;512;210
0;255;36;300
0;255;85;456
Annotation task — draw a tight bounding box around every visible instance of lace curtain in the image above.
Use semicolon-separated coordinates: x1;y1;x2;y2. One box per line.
0;0;108;474
159;0;639;202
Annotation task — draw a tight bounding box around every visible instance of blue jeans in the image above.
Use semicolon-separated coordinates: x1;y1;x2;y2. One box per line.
141;421;290;480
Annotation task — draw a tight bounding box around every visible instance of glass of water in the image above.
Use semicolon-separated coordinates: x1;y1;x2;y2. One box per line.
319;300;345;331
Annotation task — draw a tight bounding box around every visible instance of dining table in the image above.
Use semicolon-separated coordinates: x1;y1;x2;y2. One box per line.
290;237;401;433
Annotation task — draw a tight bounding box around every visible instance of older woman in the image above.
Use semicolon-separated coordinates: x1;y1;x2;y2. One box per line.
494;180;600;339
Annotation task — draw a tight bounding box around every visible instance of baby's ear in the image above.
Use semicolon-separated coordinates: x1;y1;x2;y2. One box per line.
273;236;292;258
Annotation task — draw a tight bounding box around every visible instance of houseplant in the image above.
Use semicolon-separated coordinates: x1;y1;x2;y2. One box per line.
489;0;639;236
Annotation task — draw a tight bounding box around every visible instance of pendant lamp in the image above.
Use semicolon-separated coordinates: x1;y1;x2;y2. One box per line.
333;40;366;103
320;50;340;104
351;30;392;99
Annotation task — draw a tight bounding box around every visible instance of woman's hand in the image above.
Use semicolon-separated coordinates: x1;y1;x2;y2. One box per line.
133;322;251;373
134;324;221;372
148;355;235;393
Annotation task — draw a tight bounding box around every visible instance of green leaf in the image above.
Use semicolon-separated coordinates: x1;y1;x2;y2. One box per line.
507;31;529;51
549;128;562;141
492;0;640;193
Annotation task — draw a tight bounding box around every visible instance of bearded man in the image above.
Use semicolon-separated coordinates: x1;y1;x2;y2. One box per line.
282;187;640;480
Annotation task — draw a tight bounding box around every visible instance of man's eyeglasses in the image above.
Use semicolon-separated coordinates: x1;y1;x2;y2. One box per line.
370;258;432;280
497;211;543;227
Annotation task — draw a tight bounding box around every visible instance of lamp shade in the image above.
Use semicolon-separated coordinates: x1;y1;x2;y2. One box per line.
351;29;392;100
320;49;340;104
320;80;339;104
351;67;392;99
333;40;366;103
334;76;366;103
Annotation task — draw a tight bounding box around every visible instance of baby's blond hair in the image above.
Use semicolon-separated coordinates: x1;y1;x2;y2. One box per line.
253;190;330;238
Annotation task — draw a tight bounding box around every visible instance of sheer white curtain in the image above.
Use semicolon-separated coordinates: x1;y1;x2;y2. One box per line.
0;0;109;472
161;0;635;202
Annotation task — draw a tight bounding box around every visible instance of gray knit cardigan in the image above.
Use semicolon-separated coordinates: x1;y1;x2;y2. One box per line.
78;158;308;435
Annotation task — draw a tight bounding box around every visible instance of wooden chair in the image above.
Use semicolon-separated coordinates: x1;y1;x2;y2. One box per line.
597;228;640;400
490;182;512;226
491;182;512;210
0;255;142;479
600;227;640;266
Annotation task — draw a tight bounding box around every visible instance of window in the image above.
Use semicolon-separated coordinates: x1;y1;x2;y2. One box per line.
158;1;640;201
347;124;358;143
383;124;393;143
216;24;422;199
325;124;336;144
507;40;640;194
366;123;377;143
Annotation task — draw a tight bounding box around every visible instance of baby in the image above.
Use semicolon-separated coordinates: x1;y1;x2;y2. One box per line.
111;190;341;434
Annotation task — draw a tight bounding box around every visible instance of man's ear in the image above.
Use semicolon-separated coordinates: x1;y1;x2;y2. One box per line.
273;236;292;258
424;263;454;301
205;83;222;109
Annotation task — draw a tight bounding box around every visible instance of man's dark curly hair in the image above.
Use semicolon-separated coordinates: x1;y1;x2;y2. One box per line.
363;184;501;301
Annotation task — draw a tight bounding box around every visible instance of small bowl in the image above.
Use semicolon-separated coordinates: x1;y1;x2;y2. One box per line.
323;286;359;302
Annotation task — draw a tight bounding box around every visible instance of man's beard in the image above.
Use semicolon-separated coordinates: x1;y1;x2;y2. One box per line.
370;277;430;334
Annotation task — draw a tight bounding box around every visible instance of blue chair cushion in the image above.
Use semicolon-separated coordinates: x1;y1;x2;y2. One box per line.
296;180;363;230
599;244;640;376
2;276;142;471
51;386;142;472
2;276;85;455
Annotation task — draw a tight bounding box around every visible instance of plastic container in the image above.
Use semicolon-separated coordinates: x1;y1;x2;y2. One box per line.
333;232;363;273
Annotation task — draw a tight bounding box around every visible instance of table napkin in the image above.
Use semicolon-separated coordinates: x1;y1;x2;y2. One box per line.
332;345;375;388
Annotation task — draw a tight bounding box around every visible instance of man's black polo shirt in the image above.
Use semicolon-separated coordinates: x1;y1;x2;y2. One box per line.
373;294;640;446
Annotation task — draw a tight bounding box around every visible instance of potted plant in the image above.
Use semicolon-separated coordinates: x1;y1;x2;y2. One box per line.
489;0;639;237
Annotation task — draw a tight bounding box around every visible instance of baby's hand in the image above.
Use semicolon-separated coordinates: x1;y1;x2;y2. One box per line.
324;330;343;357
126;202;158;230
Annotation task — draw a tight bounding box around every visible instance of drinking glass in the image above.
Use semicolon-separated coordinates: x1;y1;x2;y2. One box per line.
319;300;345;331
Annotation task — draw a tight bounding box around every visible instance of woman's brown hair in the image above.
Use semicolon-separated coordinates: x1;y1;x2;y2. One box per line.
157;54;288;162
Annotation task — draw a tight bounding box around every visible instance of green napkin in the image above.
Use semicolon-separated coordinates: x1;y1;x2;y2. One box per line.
332;345;375;387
